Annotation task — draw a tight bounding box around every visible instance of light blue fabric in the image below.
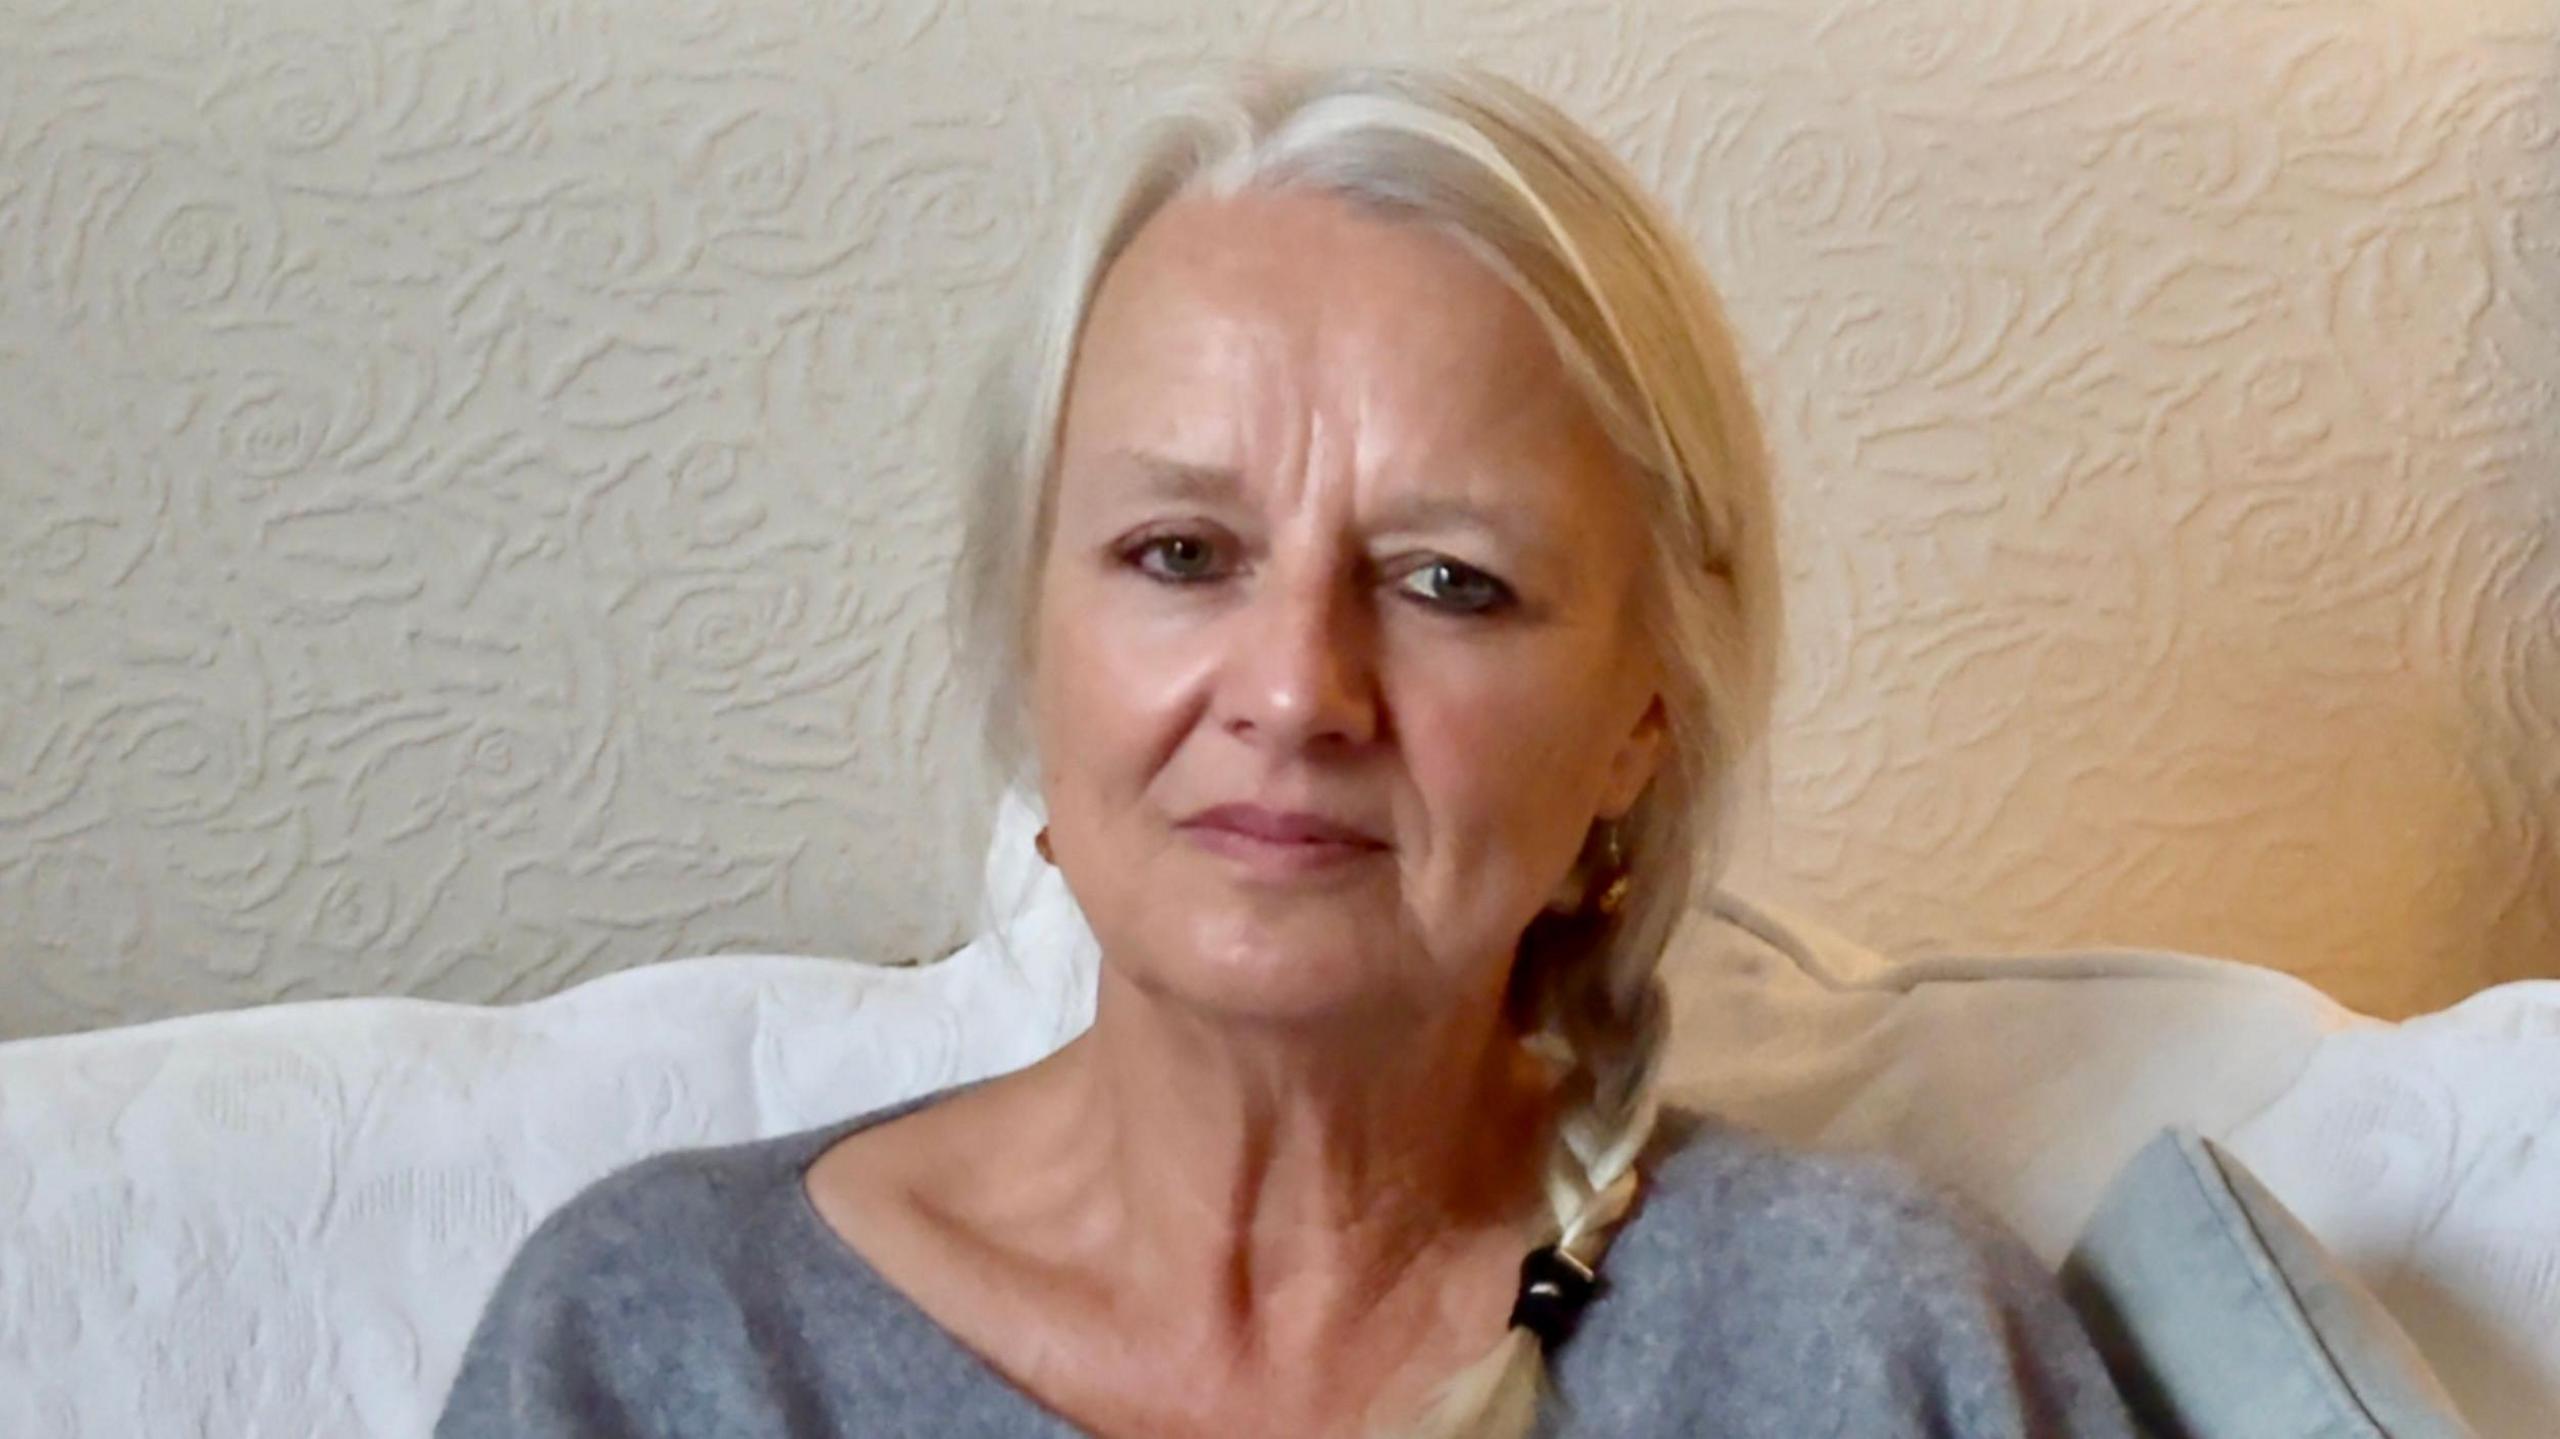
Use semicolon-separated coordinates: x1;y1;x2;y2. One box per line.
2062;1129;2476;1439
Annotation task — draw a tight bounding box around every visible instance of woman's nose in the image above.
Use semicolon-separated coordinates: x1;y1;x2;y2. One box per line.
1220;567;1380;753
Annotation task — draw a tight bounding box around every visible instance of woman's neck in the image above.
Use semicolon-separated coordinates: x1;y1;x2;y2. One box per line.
969;962;1559;1373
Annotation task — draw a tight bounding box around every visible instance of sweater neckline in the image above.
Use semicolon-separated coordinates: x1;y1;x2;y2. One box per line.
777;1076;1088;1434
766;1079;1702;1435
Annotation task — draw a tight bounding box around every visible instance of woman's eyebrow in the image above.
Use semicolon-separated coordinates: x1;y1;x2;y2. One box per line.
1107;451;1242;505
1369;492;1563;571
1104;448;1565;568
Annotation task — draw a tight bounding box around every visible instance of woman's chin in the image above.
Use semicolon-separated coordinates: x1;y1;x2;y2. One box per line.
1107;911;1418;1027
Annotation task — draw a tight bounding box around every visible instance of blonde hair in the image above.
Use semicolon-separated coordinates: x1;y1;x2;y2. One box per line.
950;61;1781;1438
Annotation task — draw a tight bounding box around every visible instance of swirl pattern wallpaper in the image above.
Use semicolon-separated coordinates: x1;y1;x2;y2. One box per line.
2;0;2553;1037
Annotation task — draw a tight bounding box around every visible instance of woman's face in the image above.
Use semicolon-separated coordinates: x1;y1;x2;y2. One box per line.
1033;186;1667;1026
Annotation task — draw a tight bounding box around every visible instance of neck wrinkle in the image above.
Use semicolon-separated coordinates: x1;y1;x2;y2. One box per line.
1049;960;1558;1363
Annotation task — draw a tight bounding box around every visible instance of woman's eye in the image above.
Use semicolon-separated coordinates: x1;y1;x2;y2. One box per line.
1130;533;1224;582
1399;559;1514;615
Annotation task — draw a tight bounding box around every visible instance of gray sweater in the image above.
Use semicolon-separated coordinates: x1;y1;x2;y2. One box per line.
437;1088;2136;1437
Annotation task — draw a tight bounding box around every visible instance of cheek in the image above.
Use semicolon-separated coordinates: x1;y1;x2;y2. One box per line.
1031;578;1209;804
1391;640;1627;894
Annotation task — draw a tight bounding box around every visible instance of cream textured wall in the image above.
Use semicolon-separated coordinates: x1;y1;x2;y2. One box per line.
2;0;2553;1038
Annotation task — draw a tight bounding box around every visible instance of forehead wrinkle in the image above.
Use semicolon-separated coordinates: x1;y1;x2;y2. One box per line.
1071;191;1626;590
1068;263;1304;507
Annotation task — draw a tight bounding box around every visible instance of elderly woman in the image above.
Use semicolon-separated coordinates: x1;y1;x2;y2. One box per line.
439;64;2133;1438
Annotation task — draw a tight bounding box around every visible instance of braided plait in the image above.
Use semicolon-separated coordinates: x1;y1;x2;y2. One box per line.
1378;812;1687;1436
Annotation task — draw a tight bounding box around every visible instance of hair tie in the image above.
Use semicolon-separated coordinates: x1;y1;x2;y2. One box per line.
1507;1244;1599;1351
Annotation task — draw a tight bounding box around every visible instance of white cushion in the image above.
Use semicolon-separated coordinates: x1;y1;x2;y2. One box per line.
0;792;1097;1438
1661;894;2560;1435
1;790;2552;1436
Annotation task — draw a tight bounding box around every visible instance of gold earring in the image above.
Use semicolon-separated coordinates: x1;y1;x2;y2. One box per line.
1033;826;1054;865
1593;823;1630;918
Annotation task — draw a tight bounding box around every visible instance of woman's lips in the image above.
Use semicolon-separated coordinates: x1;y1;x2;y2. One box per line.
1177;804;1388;877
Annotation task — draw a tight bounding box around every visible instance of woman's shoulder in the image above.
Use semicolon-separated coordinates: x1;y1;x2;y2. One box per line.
1586;1106;2135;1435
435;1097;948;1437
513;1120;850;1271
505;1085;953;1275
441;1120;858;1388
1636;1105;2033;1276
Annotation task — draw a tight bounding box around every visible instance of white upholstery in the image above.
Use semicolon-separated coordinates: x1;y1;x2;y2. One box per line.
3;796;2554;1436
1661;900;2560;1438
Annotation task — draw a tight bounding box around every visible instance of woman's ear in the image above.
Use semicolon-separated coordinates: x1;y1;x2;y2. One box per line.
1598;693;1668;819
